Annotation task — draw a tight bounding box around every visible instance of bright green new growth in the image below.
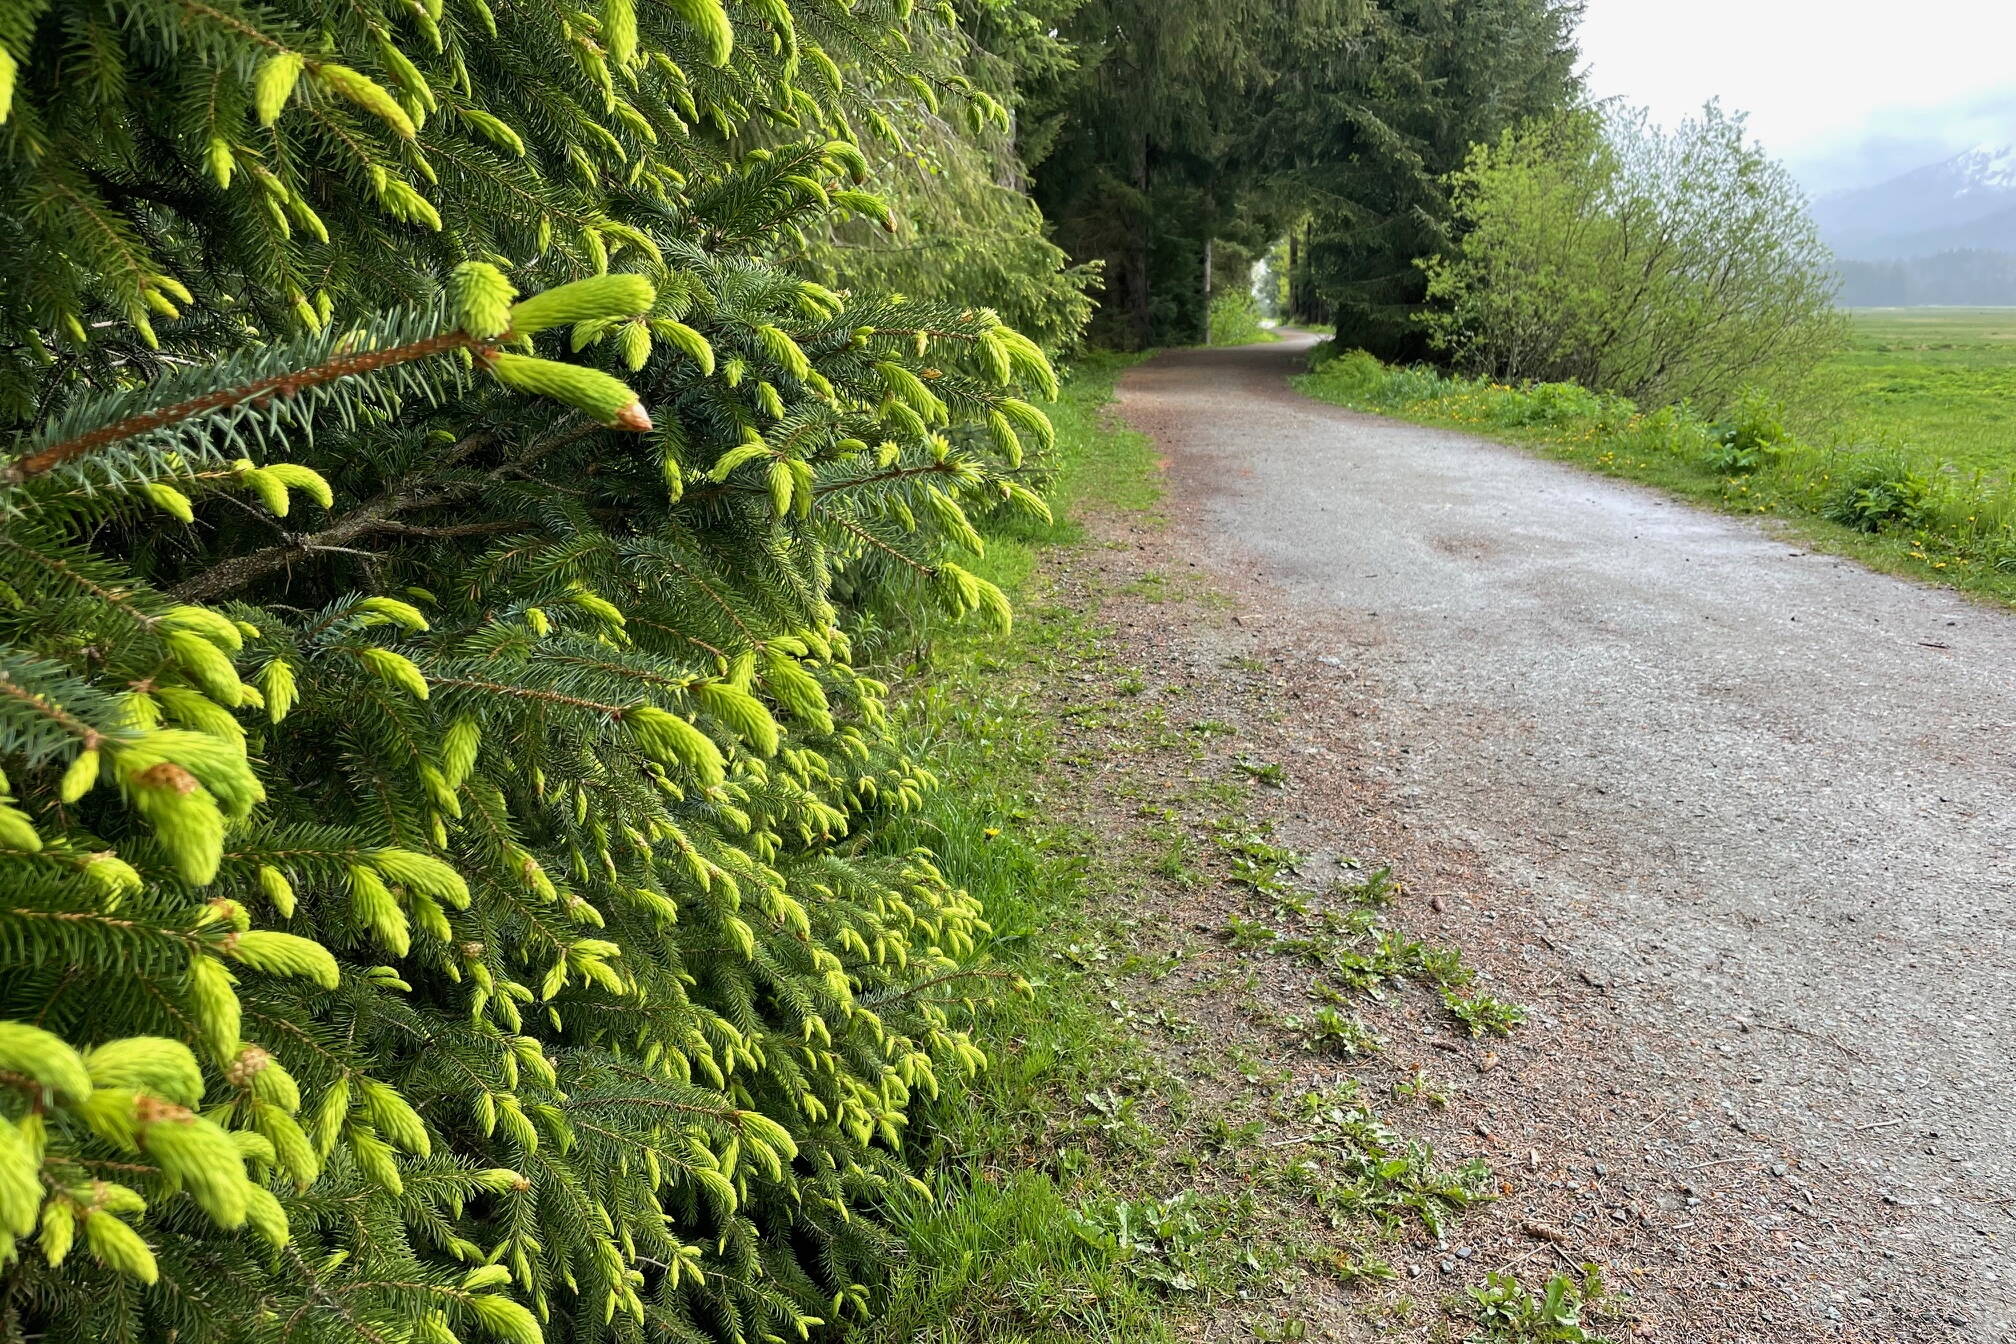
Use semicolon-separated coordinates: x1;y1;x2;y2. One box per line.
0;1;1063;1341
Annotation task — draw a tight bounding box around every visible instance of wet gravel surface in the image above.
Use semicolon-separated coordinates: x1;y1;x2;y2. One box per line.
1107;333;2016;1340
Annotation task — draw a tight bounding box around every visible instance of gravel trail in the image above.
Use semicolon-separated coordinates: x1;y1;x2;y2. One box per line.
1115;332;2016;1338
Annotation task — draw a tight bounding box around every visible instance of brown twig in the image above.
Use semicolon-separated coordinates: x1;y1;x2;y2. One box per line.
171;419;603;602
6;330;477;484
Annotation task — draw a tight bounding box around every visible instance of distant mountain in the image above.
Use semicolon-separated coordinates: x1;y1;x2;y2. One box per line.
1814;145;2016;262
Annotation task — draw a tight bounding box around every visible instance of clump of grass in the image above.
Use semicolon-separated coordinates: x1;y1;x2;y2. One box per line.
1234;754;1290;788
1465;1266;1622;1343
1066;1190;1251;1295
1294;1004;1384;1056
1284;1083;1495;1238
1213;821;1304;898
1392;1067;1451;1108
1443;989;1529;1038
1820;453;1934;531
1702;390;1795;475
1223;914;1279;948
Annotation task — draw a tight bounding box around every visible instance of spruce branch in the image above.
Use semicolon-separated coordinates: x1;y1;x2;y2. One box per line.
170;419;611;601
5;331;479;484
824;512;937;577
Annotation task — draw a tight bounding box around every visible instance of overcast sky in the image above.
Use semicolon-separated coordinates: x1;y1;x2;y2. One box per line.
1575;0;2016;195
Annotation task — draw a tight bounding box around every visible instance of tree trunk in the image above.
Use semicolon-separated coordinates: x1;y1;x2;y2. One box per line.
1288;226;1301;323
1202;235;1214;344
1127;131;1153;349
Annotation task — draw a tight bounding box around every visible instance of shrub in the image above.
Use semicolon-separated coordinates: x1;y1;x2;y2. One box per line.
1495;381;1606;428
1704;393;1797;475
1822;458;1937;532
1305;345;1391;397
1376;364;1472;410
0;4;1059;1342
1421;103;1846;415
1208;292;1272;346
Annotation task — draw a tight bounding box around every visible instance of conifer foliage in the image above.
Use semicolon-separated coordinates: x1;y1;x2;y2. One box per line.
0;3;1056;1341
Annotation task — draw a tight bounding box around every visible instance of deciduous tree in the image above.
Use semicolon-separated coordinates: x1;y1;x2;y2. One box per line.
1421;104;1847;412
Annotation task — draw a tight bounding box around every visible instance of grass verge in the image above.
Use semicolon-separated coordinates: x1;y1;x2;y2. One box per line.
1296;340;2016;607
859;353;1192;1344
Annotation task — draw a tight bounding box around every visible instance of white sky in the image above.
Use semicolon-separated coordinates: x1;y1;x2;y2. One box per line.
1575;0;2016;193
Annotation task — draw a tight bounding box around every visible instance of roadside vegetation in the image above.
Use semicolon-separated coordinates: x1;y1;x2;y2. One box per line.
1210;293;1277;347
1418;105;1845;412
860;358;1188;1342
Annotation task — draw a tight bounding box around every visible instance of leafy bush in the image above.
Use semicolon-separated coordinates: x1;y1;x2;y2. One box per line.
0;4;1065;1342
1495;381;1606;429
1822;458;1937;532
1304;346;1391;397
1208;292;1272;347
1704;393;1796;475
1421;104;1846;415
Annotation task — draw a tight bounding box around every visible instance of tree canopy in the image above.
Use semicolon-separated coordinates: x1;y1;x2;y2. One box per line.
1018;0;1583;350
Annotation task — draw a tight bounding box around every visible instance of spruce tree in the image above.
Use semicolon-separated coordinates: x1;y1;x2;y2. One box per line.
798;1;1100;352
1024;0;1276;348
1018;0;1581;352
1266;0;1584;356
0;3;1058;1341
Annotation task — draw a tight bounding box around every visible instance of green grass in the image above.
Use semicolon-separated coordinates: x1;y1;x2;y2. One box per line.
1809;308;2016;475
1295;314;2016;606
857;354;1196;1344
866;349;1621;1342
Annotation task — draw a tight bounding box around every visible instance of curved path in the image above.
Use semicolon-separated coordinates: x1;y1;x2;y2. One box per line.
1118;331;2015;1338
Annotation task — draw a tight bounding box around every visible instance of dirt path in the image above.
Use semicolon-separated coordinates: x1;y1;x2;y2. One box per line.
1073;332;2013;1340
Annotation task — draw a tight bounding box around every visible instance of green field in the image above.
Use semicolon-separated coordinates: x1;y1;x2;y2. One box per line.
1810;309;2016;477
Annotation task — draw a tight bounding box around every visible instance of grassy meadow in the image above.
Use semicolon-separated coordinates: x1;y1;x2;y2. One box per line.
1298;308;2016;605
1811;308;2016;475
